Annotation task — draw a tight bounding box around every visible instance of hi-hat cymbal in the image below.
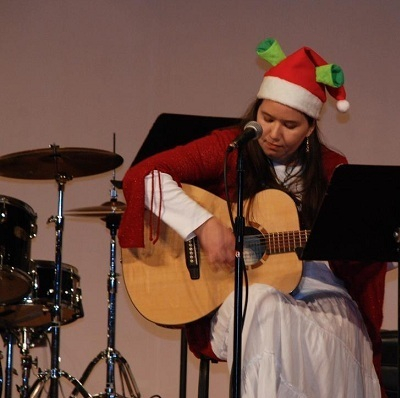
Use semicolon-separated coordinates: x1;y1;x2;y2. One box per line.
65;201;126;217
0;146;124;180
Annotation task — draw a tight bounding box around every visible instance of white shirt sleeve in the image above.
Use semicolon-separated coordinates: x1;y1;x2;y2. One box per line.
144;171;213;241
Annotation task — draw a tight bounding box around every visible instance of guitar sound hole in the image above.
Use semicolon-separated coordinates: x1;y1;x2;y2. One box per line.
243;226;266;269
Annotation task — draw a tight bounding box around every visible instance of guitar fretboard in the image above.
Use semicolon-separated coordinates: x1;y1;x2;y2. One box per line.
244;230;310;265
266;230;310;254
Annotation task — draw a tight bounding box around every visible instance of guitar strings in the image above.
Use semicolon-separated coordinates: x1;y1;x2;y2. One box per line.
244;230;310;252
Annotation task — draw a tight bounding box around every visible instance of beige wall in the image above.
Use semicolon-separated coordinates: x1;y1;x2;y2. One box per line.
1;1;399;396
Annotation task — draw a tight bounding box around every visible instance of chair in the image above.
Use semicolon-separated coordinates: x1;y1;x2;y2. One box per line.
179;329;218;398
380;330;398;398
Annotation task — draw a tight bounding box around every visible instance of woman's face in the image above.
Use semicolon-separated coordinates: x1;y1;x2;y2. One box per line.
256;99;314;165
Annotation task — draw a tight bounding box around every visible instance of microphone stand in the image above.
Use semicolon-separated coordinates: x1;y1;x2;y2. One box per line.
230;146;245;398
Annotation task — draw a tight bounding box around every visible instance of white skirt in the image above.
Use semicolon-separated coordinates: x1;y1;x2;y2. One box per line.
210;284;381;398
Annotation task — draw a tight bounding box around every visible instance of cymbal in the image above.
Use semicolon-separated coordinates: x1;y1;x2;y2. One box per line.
0;146;123;180
65;201;126;217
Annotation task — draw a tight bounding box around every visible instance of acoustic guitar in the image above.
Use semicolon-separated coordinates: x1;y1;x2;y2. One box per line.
122;184;309;327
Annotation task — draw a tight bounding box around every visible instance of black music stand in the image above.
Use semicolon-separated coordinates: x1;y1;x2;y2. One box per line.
299;164;400;262
298;164;400;395
131;113;240;166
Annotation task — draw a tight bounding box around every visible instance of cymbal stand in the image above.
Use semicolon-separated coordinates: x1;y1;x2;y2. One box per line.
70;186;140;398
2;331;14;398
16;328;41;398
29;152;91;398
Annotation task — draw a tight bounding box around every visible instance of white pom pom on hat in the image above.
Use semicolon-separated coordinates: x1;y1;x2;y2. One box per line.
337;99;350;113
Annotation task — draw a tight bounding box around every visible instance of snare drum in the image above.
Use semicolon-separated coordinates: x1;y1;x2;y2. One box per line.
0;196;37;304
0;260;84;328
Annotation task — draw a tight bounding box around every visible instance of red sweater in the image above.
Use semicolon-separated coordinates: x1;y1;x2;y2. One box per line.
119;127;387;392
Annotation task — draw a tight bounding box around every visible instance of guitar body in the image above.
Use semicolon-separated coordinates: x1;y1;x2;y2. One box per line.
122;184;303;327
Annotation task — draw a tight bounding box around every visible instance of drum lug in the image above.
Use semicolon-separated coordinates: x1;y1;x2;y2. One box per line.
0;205;7;223
30;223;38;239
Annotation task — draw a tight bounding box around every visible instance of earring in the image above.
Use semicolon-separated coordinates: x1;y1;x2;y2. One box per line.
306;137;310;153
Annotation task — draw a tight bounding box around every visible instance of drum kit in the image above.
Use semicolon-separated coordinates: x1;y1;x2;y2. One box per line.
0;144;141;397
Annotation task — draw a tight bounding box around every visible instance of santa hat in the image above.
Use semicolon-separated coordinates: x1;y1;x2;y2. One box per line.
256;38;349;119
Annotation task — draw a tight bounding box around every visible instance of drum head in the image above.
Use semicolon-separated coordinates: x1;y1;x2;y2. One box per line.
0;260;84;328
0;195;36;304
0;267;32;304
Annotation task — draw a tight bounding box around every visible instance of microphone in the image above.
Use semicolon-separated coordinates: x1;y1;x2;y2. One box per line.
228;121;263;151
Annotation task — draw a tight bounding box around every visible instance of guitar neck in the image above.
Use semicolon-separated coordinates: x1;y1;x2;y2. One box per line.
265;229;311;254
243;226;310;270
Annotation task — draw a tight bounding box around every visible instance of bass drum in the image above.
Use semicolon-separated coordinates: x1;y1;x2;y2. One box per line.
0;260;84;328
0;195;37;304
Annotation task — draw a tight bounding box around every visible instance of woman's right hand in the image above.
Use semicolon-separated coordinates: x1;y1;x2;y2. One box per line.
194;217;236;272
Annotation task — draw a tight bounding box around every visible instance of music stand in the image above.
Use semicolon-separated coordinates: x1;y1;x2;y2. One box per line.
131;113;240;166
298;164;400;394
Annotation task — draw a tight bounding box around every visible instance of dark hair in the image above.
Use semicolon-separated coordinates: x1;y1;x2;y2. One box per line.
239;98;328;228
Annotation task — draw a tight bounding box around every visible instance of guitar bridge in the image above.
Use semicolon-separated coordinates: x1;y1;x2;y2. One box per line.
185;237;200;280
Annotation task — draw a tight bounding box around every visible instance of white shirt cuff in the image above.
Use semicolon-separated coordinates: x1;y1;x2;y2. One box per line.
144;171;213;241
